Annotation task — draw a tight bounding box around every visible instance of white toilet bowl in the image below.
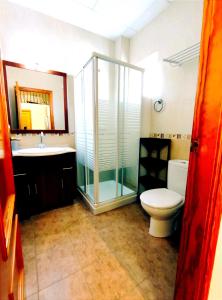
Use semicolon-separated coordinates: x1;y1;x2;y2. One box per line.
140;160;188;238
141;188;184;237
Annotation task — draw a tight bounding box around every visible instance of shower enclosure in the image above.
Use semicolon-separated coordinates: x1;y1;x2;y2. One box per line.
75;53;143;214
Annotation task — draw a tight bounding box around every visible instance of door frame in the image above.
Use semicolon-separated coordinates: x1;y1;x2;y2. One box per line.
174;1;222;299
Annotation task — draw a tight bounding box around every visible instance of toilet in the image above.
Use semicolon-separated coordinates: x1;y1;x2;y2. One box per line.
140;160;188;238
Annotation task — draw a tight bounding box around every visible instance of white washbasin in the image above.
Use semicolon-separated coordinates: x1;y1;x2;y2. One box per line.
13;147;75;157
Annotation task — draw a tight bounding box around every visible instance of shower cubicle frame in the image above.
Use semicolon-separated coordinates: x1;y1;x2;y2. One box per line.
76;52;144;214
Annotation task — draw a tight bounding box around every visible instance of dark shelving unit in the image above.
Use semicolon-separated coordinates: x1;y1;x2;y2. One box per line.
138;138;171;194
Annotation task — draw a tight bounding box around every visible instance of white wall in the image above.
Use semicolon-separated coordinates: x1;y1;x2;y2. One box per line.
130;0;203;137
0;0;114;147
0;1;114;75
115;36;130;62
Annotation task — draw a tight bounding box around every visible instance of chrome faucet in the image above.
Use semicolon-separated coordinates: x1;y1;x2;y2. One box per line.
38;131;46;148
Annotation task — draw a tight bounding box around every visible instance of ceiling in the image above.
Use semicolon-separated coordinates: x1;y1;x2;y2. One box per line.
8;0;170;39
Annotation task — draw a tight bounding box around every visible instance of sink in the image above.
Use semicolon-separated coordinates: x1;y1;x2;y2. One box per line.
13;147;76;157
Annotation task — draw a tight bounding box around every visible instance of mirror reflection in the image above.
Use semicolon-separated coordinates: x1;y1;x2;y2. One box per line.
3;61;68;132
15;82;54;130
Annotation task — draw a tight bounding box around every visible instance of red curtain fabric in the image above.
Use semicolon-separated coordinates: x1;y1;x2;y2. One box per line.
174;1;222;299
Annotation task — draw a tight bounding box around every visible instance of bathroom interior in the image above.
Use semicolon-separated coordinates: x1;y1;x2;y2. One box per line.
0;0;210;299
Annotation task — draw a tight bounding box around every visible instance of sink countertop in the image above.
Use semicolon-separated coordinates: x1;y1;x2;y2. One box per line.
12;146;76;157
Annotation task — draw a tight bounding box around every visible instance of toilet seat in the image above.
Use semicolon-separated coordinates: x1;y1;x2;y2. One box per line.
140;188;183;209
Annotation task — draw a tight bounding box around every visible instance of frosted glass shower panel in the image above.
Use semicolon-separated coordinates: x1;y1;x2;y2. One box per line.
97;59;118;202
119;67;142;194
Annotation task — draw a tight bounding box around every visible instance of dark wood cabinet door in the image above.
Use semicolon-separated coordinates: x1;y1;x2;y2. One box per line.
36;168;62;212
61;166;76;206
14;173;31;220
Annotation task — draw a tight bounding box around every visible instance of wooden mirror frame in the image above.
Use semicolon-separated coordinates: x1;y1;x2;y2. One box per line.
2;60;69;134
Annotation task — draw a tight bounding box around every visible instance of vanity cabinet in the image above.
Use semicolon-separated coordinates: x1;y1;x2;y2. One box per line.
13;152;76;219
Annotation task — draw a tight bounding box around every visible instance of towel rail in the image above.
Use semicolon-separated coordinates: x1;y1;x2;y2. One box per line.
163;43;200;66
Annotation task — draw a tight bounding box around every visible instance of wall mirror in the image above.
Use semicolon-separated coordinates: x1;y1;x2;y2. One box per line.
3;60;68;133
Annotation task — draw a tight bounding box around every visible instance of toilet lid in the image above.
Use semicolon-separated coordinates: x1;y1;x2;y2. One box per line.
140;188;183;209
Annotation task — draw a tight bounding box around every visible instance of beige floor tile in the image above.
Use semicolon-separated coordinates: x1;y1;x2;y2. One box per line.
33;201;90;238
137;278;159;300
33;210;73;237
138;277;174;300
114;246;154;284
68;201;92;220
68;217;96;244
120;286;145;300
115;236;177;288
22;200;178;300
90;204;148;234
98;221;147;253
24;258;38;298
89;208;123;230
25;293;39;300
21;221;36;261
83;253;137;300
21;220;35;239
37;239;81;290
22;236;36;261
38;271;92;300
35;230;70;255
71;232;110;268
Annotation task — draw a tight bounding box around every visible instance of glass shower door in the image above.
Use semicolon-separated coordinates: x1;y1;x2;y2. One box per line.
75;71;86;193
75;59;95;203
118;66;142;196
84;60;95;201
97;58;142;203
97;59;119;203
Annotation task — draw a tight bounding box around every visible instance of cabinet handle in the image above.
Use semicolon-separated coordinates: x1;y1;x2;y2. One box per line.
14;173;27;177
62;167;73;170
27;184;31;196
61;179;64;189
35;184;38;194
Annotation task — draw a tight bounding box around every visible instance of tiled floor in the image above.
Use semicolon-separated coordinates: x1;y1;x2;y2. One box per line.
21;198;178;300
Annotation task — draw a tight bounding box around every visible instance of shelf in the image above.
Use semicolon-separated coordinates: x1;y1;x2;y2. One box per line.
140;138;171;151
140;157;167;171
138;138;170;193
139;175;166;189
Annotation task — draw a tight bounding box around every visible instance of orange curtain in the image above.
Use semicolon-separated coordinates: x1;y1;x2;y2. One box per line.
174;1;222;299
